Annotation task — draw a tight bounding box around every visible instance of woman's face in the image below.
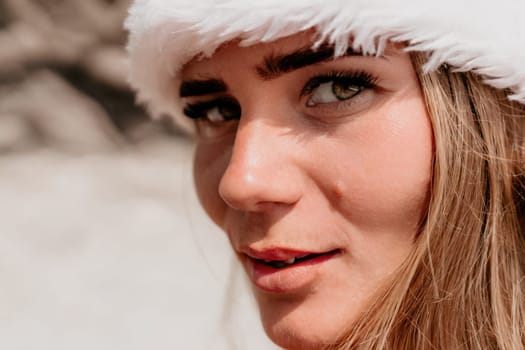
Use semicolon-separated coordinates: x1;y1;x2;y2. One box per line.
181;32;433;349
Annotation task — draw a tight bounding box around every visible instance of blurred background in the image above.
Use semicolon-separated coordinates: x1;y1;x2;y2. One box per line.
0;0;274;348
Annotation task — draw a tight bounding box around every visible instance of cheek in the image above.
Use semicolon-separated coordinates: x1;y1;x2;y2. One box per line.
365;117;432;211
193;141;230;226
322;98;434;232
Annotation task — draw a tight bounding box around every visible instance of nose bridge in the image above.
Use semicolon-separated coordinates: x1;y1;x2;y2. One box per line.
233;115;279;169
218;115;300;211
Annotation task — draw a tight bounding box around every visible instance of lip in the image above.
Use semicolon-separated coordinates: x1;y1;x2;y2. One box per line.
244;247;314;261
242;247;340;293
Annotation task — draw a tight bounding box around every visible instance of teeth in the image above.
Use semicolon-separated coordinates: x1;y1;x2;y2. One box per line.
262;257;297;268
262;258;295;264
258;252;328;269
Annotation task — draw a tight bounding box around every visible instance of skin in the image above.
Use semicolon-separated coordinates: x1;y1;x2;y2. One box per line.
181;32;434;349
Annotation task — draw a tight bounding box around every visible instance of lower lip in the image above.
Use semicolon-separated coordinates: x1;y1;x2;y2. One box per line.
246;252;339;293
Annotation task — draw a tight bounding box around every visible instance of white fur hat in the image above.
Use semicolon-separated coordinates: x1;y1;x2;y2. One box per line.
125;0;525;128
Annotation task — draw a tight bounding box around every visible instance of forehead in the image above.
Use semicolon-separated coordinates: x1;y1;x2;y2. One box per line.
181;31;316;78
181;31;404;81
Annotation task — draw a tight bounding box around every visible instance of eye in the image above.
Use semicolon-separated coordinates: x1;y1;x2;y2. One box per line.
303;71;377;107
307;81;363;106
183;97;241;123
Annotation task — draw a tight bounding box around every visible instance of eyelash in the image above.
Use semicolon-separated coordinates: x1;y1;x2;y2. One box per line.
183;97;240;120
300;70;378;98
182;70;378;121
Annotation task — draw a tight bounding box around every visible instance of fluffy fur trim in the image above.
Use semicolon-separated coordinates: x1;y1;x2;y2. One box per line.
125;0;525;128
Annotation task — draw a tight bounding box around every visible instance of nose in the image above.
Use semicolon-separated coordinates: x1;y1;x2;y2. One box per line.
218;118;302;212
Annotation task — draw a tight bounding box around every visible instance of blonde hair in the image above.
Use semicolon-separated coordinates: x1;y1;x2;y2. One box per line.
326;53;525;349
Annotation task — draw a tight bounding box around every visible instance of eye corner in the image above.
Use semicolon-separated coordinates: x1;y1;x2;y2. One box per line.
181;96;242;132
183;101;211;120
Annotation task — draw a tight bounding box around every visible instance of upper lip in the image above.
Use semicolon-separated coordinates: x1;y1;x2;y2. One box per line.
241;246;335;261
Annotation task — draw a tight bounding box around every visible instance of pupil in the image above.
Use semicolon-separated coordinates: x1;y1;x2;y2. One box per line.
333;82;360;100
219;101;240;120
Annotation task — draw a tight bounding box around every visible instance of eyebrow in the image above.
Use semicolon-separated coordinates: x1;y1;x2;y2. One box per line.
256;44;362;80
179;45;364;97
179;78;227;97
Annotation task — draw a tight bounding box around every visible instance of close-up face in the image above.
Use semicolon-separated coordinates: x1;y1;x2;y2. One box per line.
181;32;434;349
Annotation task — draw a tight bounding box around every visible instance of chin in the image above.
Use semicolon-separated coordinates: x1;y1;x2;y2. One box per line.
254;289;359;350
261;312;342;350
